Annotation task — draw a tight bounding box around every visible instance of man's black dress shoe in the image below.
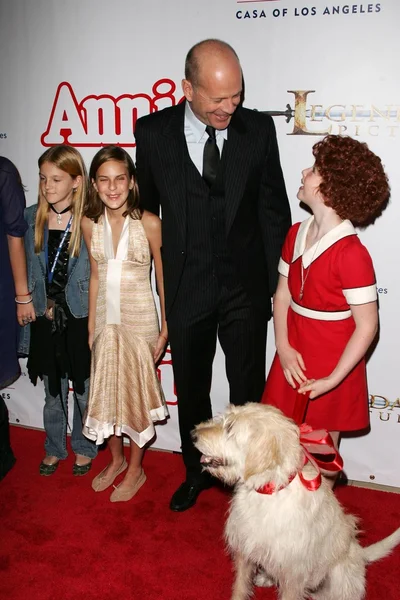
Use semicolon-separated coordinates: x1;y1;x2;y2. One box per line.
170;479;213;512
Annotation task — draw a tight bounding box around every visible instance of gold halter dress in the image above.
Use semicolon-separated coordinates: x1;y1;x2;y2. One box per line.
83;212;167;447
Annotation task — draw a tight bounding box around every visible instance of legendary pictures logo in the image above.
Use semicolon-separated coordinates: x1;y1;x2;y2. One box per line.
267;90;400;138
41;81;400;147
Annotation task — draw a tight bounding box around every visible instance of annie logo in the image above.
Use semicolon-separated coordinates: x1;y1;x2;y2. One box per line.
41;79;184;147
157;348;177;406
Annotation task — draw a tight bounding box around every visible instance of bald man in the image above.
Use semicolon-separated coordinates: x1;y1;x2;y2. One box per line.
135;39;291;511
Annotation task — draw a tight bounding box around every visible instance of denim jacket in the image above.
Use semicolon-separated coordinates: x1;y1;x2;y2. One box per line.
18;204;90;355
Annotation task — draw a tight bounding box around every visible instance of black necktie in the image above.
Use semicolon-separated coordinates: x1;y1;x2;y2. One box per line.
202;126;220;187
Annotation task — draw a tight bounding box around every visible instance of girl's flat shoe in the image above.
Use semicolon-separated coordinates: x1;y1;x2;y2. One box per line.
110;470;146;503
73;461;92;476
91;457;128;492
39;460;59;476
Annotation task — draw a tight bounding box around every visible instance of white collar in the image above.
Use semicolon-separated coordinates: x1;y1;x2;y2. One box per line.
184;101;228;143
293;216;357;268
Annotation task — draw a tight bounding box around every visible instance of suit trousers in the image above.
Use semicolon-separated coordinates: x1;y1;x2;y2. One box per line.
167;280;268;482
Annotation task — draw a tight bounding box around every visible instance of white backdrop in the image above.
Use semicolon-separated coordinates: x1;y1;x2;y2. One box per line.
1;0;399;486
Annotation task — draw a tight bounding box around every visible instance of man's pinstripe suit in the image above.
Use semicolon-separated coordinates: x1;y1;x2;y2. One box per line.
135;101;291;482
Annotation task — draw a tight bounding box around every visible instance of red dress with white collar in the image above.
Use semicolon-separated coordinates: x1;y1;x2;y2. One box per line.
262;217;376;431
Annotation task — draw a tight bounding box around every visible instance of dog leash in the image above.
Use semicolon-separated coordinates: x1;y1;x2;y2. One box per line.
291;390;310;425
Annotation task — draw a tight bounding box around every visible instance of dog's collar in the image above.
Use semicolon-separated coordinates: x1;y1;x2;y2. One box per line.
256;472;297;495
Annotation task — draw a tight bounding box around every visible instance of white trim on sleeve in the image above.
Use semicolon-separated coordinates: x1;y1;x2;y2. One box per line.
278;257;289;277
343;284;377;305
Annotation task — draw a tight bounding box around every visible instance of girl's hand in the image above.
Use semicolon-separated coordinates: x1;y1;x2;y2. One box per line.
298;376;336;400
88;331;94;351
277;343;307;389
153;332;168;364
17;301;36;327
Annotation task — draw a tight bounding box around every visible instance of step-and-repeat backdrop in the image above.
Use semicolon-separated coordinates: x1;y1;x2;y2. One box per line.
1;0;399;486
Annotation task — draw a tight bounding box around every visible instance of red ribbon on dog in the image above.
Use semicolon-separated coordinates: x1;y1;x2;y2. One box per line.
294;390;343;490
296;390;343;491
257;392;343;494
257;428;343;494
298;423;344;491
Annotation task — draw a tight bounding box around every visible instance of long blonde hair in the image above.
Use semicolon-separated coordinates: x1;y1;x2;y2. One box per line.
35;145;88;257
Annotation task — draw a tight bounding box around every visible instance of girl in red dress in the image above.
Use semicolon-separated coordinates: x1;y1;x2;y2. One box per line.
262;135;389;484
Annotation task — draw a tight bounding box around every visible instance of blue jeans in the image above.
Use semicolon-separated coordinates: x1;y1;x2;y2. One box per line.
43;376;97;460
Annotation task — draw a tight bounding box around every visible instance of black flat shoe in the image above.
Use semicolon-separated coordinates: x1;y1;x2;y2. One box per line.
39;460;59;476
169;479;213;512
73;461;92;476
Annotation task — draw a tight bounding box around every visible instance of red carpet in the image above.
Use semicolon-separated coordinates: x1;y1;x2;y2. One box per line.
1;427;399;600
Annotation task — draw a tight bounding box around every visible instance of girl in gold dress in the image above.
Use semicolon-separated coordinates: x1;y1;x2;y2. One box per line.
82;146;168;502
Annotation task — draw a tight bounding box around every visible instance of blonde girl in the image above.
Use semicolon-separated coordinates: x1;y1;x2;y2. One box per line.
19;145;97;476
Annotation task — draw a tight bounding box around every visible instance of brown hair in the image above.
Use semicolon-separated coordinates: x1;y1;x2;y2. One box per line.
36;145;88;257
85;146;141;222
313;135;390;225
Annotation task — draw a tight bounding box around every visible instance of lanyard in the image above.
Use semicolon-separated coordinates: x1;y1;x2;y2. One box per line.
45;216;73;284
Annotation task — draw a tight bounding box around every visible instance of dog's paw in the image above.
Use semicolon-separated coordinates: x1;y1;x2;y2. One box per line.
253;569;274;588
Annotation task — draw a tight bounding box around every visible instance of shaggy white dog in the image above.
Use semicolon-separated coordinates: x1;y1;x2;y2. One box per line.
193;403;400;600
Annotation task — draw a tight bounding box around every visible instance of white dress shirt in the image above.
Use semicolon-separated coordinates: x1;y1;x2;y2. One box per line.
184;102;228;175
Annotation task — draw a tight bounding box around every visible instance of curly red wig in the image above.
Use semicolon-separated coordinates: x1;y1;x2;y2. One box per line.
312;135;390;225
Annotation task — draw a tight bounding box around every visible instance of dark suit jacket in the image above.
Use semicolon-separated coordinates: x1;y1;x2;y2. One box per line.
135;102;291;318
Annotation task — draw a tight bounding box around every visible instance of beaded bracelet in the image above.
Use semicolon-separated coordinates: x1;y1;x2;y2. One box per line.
15;296;33;305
